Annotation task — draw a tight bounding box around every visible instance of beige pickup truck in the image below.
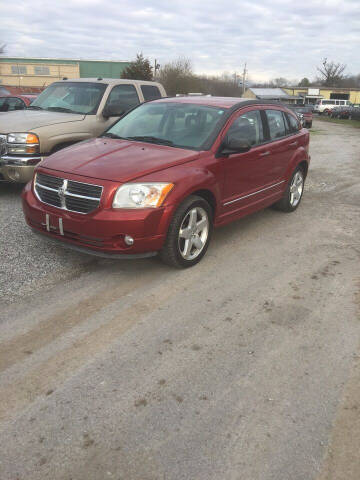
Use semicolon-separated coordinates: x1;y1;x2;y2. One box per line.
0;78;166;183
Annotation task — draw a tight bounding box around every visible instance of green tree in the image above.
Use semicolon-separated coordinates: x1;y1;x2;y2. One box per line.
121;53;153;81
298;77;310;87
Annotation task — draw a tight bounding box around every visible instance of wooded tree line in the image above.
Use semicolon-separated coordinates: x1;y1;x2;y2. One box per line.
122;54;360;94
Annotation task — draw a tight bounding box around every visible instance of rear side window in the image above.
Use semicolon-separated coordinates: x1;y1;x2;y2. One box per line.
287;113;300;133
0;98;8;112
0;97;25;112
8;97;25;111
141;85;162;101
227;109;264;146
265;110;286;139
106;84;140;113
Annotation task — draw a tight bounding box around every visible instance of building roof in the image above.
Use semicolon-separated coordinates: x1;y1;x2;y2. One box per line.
249;88;288;97
248;87;300;100
285;85;360;92
0;57;129;64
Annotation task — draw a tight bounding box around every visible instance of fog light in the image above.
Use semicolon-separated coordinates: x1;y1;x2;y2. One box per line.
124;235;134;246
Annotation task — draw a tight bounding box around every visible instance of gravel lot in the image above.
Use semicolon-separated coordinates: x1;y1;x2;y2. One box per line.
0;119;359;480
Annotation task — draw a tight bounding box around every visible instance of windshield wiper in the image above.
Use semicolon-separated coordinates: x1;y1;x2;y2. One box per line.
26;105;43;110
101;132;125;139
46;106;81;114
126;136;174;146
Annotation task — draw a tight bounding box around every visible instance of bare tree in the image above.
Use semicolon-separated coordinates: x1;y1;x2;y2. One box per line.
317;58;346;87
270;77;290;87
158;58;201;95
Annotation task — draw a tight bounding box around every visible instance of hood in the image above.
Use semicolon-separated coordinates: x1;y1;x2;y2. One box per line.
0;109;85;133
41;137;200;183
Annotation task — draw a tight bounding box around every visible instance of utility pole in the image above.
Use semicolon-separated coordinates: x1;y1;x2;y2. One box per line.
242;62;247;96
154;59;160;79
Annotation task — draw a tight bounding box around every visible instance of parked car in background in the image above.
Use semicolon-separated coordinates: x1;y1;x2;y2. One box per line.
0;94;37;113
0;86;11;96
23;97;310;268
330;106;352;119
313;98;352;114
0;78;166;183
349;106;360;120
285;105;313;128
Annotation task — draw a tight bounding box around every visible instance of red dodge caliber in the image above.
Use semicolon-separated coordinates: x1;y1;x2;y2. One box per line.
22;97;310;268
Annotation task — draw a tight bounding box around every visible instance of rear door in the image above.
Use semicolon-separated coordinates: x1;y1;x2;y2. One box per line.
263;108;297;184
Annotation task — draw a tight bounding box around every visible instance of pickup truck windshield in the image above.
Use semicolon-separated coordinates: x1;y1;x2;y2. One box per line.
105;102;226;150
29;82;107;115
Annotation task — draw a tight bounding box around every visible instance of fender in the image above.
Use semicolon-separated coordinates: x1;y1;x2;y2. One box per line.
137;159;222;221
284;144;309;184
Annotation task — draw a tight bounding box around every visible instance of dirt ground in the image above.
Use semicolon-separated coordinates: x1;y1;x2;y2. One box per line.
0;118;359;480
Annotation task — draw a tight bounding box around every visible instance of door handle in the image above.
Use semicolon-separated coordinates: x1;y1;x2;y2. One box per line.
259;151;271;157
289;141;298;147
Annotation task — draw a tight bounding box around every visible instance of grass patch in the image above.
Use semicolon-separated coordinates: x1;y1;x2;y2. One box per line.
316;116;360;128
309;128;324;135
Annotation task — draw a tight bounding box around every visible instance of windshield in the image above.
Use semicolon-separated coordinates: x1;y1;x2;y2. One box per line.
105;102;227;149
29;82;107;115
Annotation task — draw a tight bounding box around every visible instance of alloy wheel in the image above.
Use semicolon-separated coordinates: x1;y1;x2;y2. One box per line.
289;170;304;207
178;207;209;260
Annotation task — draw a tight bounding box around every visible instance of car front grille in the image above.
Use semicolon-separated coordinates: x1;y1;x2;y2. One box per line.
35;172;103;214
0;134;7;156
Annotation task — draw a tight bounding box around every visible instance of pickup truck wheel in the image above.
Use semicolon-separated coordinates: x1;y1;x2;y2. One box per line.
273;167;305;213
160;195;213;268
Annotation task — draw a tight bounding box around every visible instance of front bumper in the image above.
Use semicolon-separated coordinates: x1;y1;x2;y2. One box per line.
0;155;42;183
22;182;174;257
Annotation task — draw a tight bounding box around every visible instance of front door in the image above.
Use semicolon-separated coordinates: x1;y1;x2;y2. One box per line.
221;108;278;215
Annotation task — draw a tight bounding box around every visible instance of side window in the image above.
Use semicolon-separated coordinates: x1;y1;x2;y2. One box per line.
287;113;300;133
141;85;162;101
7;97;25;111
0;98;8;112
227;110;264;146
105;84;140;113
265;110;286;140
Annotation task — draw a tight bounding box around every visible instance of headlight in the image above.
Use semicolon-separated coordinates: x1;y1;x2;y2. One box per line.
7;132;39;155
7;133;39;144
112;183;174;209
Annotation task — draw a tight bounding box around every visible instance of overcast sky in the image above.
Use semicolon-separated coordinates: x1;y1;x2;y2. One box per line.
2;0;360;82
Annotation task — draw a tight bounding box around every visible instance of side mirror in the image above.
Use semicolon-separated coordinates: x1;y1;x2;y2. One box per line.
220;136;252;155
103;104;125;118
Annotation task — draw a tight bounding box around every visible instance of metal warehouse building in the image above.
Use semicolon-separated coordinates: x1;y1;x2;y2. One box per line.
0;57;131;91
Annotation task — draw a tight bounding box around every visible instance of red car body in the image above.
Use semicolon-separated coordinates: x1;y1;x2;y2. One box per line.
22;97;310;262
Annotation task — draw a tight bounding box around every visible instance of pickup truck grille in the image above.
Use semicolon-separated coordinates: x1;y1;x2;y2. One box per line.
35;172;103;214
0;134;7;156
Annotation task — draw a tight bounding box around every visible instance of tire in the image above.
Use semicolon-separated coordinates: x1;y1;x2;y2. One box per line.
160;195;213;268
273;166;305;213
